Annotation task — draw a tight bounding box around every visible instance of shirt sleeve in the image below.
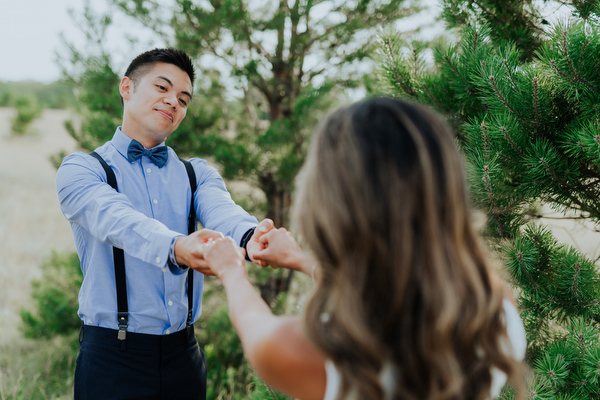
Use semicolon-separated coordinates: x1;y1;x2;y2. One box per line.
191;158;258;244
56;152;181;268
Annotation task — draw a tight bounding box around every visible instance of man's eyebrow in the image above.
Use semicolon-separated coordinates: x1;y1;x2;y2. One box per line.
156;76;173;87
156;75;192;99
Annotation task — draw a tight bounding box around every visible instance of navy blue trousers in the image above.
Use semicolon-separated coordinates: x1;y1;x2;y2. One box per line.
74;325;206;400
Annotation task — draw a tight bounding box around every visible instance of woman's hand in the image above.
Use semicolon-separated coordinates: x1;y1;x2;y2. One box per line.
246;218;275;267
252;228;315;275
204;236;247;280
174;228;224;276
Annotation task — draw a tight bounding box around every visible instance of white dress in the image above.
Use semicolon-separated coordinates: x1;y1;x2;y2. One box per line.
323;300;527;400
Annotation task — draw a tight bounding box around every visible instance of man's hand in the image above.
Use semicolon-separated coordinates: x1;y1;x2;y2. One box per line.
174;229;224;275
246;218;275;267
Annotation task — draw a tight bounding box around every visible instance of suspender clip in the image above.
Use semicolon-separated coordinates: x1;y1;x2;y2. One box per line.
117;326;127;341
117;312;129;341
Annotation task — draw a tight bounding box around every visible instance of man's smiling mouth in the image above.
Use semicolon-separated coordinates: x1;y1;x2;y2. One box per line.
156;109;173;121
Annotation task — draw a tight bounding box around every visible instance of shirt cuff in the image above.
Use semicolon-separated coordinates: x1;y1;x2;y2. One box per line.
168;235;187;271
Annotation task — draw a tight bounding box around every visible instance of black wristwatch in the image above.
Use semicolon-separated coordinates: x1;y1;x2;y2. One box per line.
240;227;256;262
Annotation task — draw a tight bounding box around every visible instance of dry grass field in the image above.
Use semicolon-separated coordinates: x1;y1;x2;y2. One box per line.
0;107;78;346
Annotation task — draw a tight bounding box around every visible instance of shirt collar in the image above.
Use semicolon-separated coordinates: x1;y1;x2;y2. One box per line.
111;127;167;160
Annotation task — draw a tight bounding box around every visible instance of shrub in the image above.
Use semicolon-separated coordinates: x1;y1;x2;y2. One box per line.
11;95;43;135
20;251;82;338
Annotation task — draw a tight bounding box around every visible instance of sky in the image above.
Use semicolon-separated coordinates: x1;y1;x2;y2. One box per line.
0;0;571;84
0;0;165;83
0;0;449;83
1;0;86;82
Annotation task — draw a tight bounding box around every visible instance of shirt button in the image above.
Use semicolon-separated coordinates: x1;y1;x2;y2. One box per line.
146;168;152;173
153;199;158;204
156;256;161;264
161;267;167;273
168;300;173;306
165;329;171;335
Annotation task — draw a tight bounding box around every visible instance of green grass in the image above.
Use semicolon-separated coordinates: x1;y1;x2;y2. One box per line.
0;333;77;400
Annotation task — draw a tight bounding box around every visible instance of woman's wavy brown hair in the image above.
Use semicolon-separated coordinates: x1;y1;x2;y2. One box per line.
293;98;524;399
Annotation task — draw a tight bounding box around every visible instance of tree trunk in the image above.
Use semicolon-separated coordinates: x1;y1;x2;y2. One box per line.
258;171;294;306
257;268;296;308
259;172;292;229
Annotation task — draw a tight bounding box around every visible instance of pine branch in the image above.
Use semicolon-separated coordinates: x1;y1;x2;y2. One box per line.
482;164;507;237
533;148;600;217
500;126;526;158
581;177;600;189
571;262;582;298
411;47;419;79
382;36;417;97
577;38;590;67
525;212;591;220
471;26;479;54
481;121;490;156
532;76;541;127
421;82;445;112
563;29;578;82
539;192;600;221
500;196;529;214
471;0;510;39
502;57;522;95
517;250;539;291
549;30;598;93
487;75;531;126
442;55;470;89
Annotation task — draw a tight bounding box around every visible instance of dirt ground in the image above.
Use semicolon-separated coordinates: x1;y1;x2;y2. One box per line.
538;204;600;261
0;107;599;347
0;107;78;345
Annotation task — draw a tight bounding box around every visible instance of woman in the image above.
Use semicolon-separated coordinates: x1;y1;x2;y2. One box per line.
202;97;527;399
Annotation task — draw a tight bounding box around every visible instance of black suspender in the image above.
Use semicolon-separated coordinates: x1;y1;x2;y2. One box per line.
180;158;197;328
89;152;130;340
89;151;197;341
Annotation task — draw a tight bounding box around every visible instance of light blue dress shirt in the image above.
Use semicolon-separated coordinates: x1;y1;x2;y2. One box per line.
56;128;258;335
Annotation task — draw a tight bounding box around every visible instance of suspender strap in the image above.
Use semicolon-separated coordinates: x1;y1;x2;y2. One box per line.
89;152;199;340
180;158;197;327
90;151;129;341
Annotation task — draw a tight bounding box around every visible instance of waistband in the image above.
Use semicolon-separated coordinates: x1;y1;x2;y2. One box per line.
79;324;195;352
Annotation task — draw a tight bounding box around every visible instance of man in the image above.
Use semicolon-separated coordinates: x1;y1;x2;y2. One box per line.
56;48;272;399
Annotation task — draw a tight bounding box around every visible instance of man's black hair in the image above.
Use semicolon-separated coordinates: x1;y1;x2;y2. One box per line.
120;48;195;106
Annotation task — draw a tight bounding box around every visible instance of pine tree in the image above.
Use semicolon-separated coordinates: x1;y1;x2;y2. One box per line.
59;0;423;307
110;0;420;228
380;1;600;397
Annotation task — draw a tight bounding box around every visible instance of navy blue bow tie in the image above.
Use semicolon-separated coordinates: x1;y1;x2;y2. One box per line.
127;140;169;168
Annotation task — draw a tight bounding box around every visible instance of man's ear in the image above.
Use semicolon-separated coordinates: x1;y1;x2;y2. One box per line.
119;77;133;101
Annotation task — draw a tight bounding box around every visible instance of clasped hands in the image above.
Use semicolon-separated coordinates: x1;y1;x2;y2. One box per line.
174;218;315;277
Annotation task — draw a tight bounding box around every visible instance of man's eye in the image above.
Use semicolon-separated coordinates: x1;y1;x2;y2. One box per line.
179;99;187;106
157;85;166;90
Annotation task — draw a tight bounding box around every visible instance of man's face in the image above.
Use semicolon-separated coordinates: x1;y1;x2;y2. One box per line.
120;62;192;146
